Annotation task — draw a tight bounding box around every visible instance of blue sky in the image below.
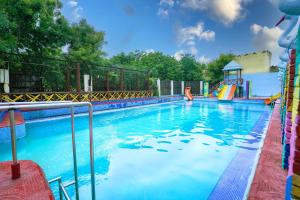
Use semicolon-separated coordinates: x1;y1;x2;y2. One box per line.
61;0;284;64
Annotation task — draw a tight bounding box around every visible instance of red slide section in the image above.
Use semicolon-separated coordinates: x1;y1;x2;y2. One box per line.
185;87;193;101
227;85;236;100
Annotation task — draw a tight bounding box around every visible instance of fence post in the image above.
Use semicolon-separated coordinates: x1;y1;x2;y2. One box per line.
76;63;81;93
65;68;71;92
200;81;203;96
105;71;109;91
157;79;161;97
147;71;150;91
120;69;124;91
181;81;184;95
170;80;174;96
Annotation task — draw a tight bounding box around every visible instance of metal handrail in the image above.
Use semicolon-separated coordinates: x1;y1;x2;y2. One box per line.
48;177;63;200
0;101;96;200
49;177;76;200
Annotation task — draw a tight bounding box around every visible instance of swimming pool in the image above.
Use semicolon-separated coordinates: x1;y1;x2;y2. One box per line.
0;100;271;200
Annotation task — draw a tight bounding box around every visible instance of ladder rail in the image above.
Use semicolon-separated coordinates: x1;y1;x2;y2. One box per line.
0;101;96;200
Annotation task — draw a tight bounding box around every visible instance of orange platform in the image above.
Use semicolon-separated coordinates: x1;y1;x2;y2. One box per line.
0;160;54;200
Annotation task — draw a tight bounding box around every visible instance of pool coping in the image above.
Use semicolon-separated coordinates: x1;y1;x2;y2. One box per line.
208;106;272;200
247;101;287;200
25;99;184;124
25;99;268;124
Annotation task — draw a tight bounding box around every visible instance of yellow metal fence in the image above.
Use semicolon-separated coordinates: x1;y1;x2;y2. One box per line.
0;91;153;102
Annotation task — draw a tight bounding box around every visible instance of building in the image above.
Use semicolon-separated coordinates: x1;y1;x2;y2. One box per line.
231;51;280;97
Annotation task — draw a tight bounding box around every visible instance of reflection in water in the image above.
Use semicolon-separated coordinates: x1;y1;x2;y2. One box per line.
0;101;270;200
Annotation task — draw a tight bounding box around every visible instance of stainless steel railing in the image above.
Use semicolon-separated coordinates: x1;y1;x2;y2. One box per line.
0;101;96;200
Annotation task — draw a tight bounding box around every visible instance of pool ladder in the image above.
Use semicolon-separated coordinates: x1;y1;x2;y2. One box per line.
0;101;96;200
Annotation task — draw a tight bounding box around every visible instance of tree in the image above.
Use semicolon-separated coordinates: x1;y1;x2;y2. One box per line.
0;1;108;91
0;9;16;53
110;51;184;80
0;0;69;57
180;54;203;81
138;52;183;80
205;54;235;84
67;19;105;65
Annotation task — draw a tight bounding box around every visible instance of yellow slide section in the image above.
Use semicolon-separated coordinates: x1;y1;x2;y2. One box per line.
264;93;281;105
218;85;228;100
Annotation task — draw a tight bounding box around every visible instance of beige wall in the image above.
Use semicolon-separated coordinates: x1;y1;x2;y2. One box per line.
234;51;271;74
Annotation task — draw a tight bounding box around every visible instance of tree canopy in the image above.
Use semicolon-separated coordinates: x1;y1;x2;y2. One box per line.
0;0;235;91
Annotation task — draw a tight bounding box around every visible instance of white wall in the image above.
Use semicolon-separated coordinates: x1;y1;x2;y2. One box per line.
230;72;281;97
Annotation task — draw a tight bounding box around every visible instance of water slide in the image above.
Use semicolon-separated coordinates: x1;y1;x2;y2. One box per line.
185;87;193;101
264;93;281;105
218;85;236;100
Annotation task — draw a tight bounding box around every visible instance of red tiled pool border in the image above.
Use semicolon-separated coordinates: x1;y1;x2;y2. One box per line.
0;160;54;200
248;101;287;200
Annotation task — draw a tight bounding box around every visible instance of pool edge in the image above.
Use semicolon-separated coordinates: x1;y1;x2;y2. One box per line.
208;108;272;200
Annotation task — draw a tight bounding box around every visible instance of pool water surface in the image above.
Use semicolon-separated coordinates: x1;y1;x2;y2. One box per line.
0;100;270;200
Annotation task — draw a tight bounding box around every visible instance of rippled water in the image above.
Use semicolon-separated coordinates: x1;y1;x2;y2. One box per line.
0;100;270;200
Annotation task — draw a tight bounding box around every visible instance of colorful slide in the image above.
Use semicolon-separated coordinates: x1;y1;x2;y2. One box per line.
185;87;193;101
218;85;236;100
264;93;281;105
213;84;225;97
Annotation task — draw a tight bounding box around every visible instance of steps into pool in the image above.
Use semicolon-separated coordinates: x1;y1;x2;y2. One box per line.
0;111;26;143
0;160;54;200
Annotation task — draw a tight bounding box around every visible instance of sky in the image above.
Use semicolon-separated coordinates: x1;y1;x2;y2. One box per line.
61;0;285;64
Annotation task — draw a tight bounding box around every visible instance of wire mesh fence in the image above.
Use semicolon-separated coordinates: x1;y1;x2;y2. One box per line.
0;52;150;93
160;80;171;95
185;81;201;95
157;80;204;96
173;81;182;95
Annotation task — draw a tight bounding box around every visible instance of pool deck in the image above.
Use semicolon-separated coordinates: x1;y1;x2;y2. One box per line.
248;101;287;200
0;160;54;200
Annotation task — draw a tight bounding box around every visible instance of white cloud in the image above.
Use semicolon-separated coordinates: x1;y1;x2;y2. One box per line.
174;50;185;61
174;50;210;64
176;22;214;57
250;24;283;64
157;0;175;17
250;24;262;34
160;0;175;7
157;8;169;17
68;0;78;7
68;0;82;22
180;0;252;25
145;49;155;54
198;56;211;64
178;22;215;45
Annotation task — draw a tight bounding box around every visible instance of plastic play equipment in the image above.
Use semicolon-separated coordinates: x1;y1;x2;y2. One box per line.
218;85;236;100
264;93;281;105
204;82;209;97
212;83;225;97
185;87;193;101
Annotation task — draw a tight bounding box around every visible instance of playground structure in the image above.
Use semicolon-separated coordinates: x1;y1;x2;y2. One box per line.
184;87;193;101
264;93;281;105
214;61;243;101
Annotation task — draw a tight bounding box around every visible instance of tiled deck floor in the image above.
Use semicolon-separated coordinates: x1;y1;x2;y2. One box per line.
248;102;287;200
0;160;54;200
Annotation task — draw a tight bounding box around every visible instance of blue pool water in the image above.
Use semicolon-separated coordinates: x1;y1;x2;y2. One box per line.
0;100;270;199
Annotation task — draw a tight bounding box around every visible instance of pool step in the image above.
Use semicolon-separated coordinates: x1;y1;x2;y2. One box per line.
0;160;54;200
